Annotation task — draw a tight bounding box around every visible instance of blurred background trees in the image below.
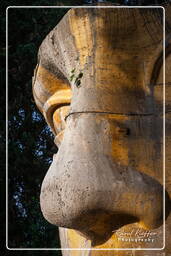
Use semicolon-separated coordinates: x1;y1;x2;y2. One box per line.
1;1;69;254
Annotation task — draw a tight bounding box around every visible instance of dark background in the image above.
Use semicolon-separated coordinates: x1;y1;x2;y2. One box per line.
1;0;169;255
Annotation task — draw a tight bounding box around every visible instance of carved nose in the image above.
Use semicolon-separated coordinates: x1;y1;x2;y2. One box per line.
40;113;170;246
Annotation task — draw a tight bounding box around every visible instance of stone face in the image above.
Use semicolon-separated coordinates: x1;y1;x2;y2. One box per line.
32;5;171;255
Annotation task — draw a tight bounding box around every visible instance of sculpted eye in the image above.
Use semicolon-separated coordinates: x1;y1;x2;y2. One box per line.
53;106;70;135
43;89;71;132
52;105;70;147
32;65;72;146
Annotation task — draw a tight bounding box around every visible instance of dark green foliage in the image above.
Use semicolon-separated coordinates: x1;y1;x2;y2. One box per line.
7;6;67;250
0;2;74;253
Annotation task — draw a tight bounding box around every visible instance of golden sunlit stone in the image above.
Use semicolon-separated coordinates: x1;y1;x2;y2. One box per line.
32;5;171;255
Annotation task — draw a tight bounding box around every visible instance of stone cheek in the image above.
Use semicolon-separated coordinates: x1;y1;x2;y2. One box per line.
32;6;171;255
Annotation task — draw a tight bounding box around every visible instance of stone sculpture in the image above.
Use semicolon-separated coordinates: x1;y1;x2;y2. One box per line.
33;4;171;255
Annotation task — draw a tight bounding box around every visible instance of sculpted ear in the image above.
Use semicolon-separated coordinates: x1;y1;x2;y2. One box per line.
32;64;72;147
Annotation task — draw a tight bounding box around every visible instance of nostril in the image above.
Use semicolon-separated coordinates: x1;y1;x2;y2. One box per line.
72;210;139;246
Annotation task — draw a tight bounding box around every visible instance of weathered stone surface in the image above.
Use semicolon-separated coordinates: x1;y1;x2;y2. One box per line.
32;4;171;255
